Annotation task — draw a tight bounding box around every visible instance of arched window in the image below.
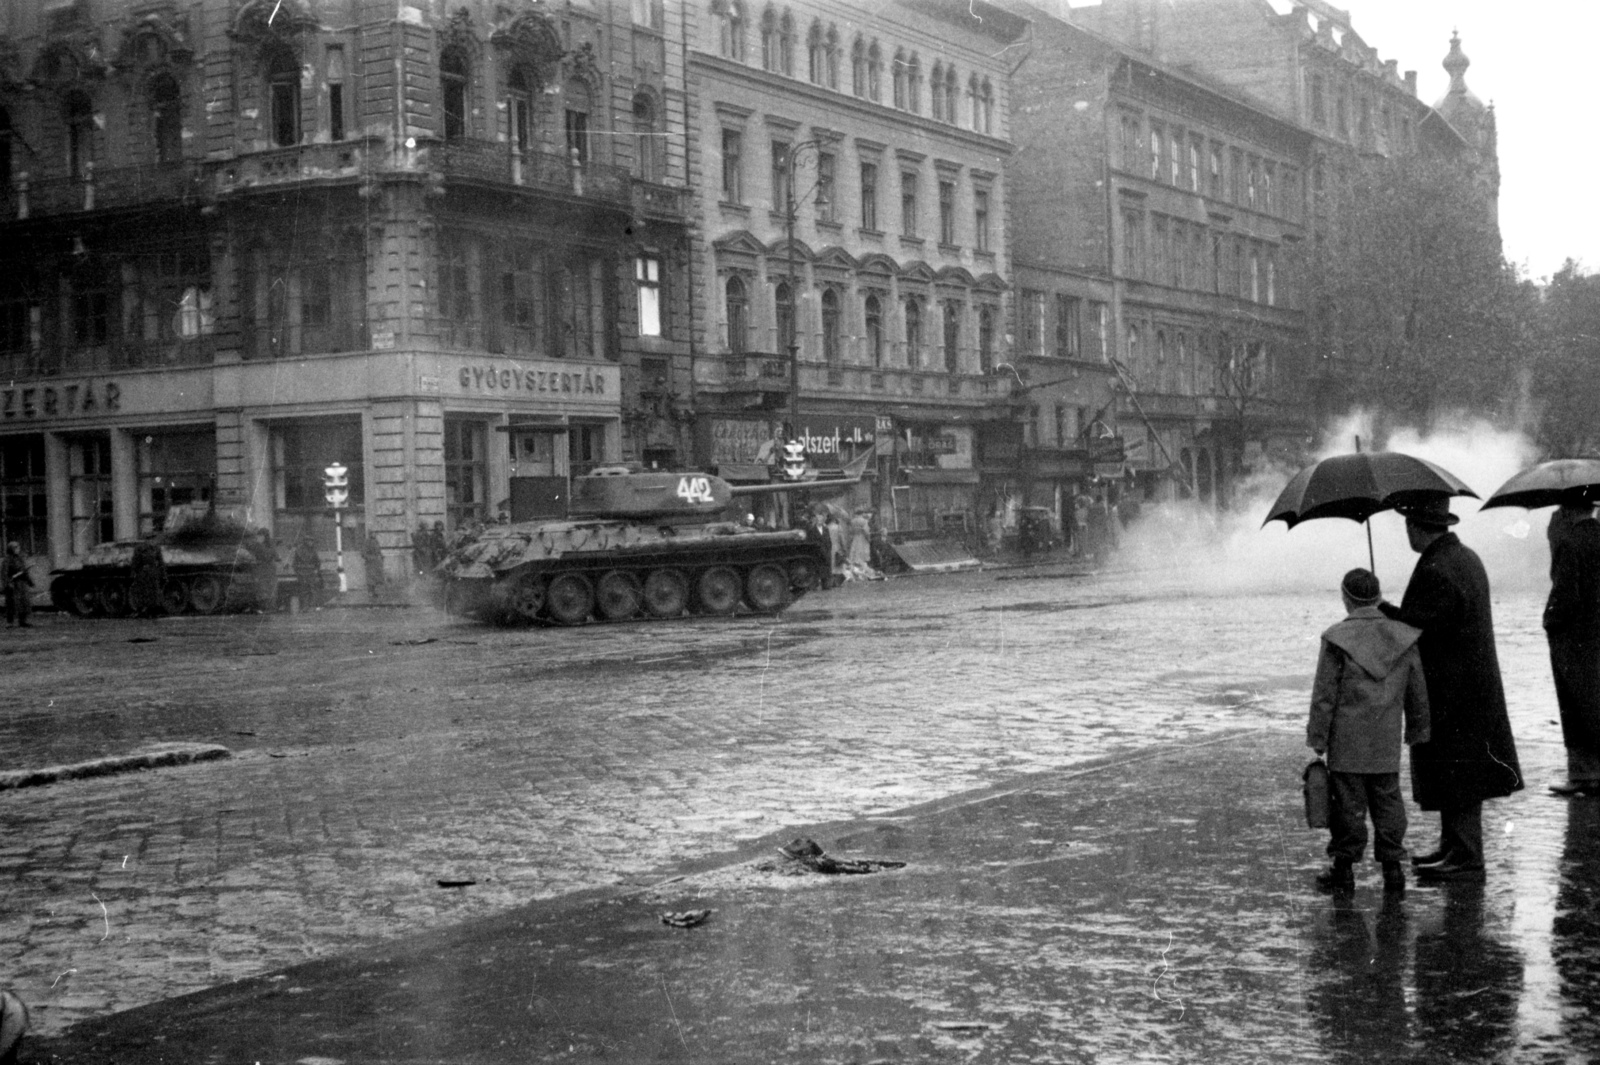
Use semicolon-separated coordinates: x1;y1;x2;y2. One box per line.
149;72;183;163
509;67;534;157
864;293;883;367
1176;332;1189;394
726;275;749;353
761;6;778;71
564;78;591;164
821;288;840;364
775;280;794;353
441;47;469;142
632;92;659;181
892;49;907;109
65;90;96;175
1155;329;1168;391
980;78;994;134
930;61;945;121
825;25;839;89
907;54;922;114
719;0;746;61
265;44;299;147
1126;323;1140;373
807;20;823;84
778;11;794;76
942;301;960;373
867;41;882;102
904;296;923;368
945;66;959;125
978;306;995;373
851;37;866;97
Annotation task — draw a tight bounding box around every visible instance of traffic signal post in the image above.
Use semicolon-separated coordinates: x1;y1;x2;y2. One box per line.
324;462;349;594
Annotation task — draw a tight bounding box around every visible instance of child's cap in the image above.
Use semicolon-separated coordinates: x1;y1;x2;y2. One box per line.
1341;567;1381;604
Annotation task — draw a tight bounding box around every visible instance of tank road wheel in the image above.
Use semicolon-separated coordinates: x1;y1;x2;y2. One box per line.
744;564;790;613
695;566;742;616
787;555;823;592
596;571;643;621
506;573;547;622
97;581;131;618
187;574;226;615
160;580;190;615
643;569;689;618
69;580;102;617
545;573;594;625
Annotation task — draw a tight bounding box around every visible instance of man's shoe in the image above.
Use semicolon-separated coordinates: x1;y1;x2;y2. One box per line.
1381;861;1406;894
1315;859;1355;892
1410;848;1447;867
1415;860;1485;881
1550;781;1600;797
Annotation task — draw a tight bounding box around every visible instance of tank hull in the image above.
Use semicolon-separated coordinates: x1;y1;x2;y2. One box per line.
49;544;277;617
438;521;827;625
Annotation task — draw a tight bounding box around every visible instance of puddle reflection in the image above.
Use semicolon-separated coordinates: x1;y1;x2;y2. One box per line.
1554;799;1600;1056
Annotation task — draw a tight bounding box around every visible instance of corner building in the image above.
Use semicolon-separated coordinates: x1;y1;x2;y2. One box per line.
688;0;1026;533
0;0;691;580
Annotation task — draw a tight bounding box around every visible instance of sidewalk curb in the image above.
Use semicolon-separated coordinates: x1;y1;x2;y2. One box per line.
0;743;231;792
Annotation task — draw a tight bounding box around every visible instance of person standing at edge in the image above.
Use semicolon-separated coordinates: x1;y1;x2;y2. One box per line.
1543;491;1600;796
1382;495;1522;880
1307;568;1431;894
3;542;31;628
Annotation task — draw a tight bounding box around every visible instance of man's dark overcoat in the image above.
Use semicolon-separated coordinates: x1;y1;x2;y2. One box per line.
1383;533;1522;809
1544;518;1600;753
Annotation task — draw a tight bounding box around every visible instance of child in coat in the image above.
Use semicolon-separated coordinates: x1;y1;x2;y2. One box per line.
1307;568;1431;893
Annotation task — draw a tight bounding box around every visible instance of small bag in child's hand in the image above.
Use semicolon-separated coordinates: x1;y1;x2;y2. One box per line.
1303;758;1330;829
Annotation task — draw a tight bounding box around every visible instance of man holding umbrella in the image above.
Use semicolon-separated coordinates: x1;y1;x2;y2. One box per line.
1381;495;1522;880
1543;491;1600;796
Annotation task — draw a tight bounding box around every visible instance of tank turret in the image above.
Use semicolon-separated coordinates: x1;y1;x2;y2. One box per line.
568;469;734;520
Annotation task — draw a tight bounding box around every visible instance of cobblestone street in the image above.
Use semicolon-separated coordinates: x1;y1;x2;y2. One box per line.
0;563;1570;1040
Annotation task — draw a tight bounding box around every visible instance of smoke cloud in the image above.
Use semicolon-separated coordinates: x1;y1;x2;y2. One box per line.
1113;412;1553;600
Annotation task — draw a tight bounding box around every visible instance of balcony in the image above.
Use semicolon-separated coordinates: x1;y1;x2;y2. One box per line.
215;141;370;194
801;362;999;405
632;179;690;222
7;161;209;220
429;139;632;207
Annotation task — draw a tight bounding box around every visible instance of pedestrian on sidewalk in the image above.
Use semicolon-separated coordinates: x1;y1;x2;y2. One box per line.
3;542;31;628
1382;495;1523;881
1306;568;1431;894
1542;492;1600;796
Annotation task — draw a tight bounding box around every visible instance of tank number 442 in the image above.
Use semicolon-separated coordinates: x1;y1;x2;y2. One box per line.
676;476;716;504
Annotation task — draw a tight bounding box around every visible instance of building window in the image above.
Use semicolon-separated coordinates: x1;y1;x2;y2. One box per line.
867;41;882;101
771;140;791;211
441;47;468;142
938;180;956;245
132;244;214;357
564;79;591;164
725;275;749;353
272;418;364;525
633;93;659;181
1121;209;1144;279
1229;147;1244;204
1249;246;1260;303
70;261;113;349
851;37;866;96
1148;125;1161;180
816;152;835;222
1090;301;1109;361
900;170;918;236
1020;288;1044;355
904;296;923;368
150;73;183;163
865;293;883;367
68;436;114;554
633;0;664;30
775;280;794;353
721;128;743;203
555;252;608;361
569;424;606;473
907;54;922;114
444;419;487;531
250;239;365;358
930;61;946;121
944;66;959;126
635;255;662;336
1169;129;1182;186
1247;156;1260;208
326;46;345;142
265;46;299;147
821;287;841;364
1152;216;1168;282
1056;294;1081;358
719;0;746;61
761;6;779;70
0;436;48;556
978;306;995;373
509;68;534;158
1188;135;1201;191
1266;247;1277;306
892;49;907;109
497;244;540;354
1336;89;1348;139
807;20;824;84
1310;74;1325;127
942;301;960;373
978;78;993;134
778;10;794;75
1209;143;1223;197
974;189;990;252
825;26;839;88
860;162;878;230
65;90;95;176
137;430;215;536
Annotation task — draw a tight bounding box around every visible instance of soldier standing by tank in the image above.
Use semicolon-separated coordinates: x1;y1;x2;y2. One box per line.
362;529;386;594
246;528;279;611
3;542;32;628
129;540;166;618
412;522;434;579
293;534;325;609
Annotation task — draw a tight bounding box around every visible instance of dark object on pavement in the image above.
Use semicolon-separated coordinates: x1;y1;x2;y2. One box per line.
0;988;26;1065
1263;452;1477;529
437;469;832;626
774;837;907;875
1303;759;1330;829
1479;458;1600;512
436;879;476;888
659;909;712;929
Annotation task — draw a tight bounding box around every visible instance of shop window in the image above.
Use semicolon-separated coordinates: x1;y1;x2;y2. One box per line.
635;254;662;337
725;275;749;353
444;418;487;531
69;435;114;554
441;47;469;142
138;429;216;535
271;418;364;526
0;435;48;557
569;424;606;474
266;44;300;147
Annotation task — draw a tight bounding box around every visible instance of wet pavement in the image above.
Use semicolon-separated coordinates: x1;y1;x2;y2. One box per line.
0;556;1595;1061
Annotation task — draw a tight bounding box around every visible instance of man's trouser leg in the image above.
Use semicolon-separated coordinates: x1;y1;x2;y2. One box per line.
1365;773;1407;863
1327;770;1371;861
1439;802;1484;868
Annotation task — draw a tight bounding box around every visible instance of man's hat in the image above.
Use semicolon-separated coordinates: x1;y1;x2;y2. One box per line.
1396;494;1459;529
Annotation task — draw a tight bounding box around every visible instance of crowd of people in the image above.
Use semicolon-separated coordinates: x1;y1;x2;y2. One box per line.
1305;491;1599;894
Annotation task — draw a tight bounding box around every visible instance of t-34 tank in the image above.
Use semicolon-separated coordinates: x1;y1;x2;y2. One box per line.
50;504;280;617
438;469;831;624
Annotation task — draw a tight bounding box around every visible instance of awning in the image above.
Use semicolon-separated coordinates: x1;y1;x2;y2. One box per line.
904;468;981;485
884;539;982;573
715;463;772;483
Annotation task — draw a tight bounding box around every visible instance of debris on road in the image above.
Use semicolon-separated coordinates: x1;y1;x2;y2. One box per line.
762;837;907;876
0;743;231;792
659;909;712;928
435;878;477;889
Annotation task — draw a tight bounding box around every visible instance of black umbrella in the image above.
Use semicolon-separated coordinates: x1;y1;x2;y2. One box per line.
1263;450;1478;570
1478;458;1600;511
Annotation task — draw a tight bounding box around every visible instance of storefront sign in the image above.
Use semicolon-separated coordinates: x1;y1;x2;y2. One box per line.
2;380;121;420
793;416;876;468
925;435;959;456
708;418;776;465
455;362;613;397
